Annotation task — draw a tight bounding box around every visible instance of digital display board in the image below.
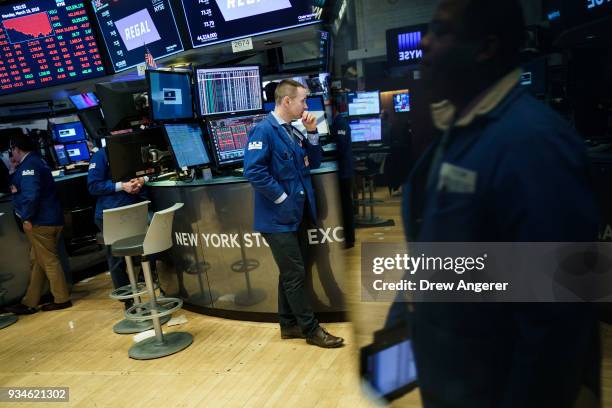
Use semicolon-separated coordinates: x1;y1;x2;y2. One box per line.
348;91;380;116
92;0;184;72
393;92;410;113
350;118;382;143
164;123;211;169
207;113;267;167
52;120;86;143
386;24;427;67
148;70;193;121
0;0;105;96
195;65;262;116
180;0;321;48
69;91;99;109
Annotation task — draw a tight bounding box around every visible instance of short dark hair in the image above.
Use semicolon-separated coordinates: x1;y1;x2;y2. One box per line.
460;0;525;70
9;131;36;152
274;79;307;105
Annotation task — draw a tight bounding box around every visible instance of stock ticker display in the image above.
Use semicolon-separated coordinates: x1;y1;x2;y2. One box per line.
207;113;267;166
92;0;184;72
195;66;262;116
0;0;105;96
180;0;321;48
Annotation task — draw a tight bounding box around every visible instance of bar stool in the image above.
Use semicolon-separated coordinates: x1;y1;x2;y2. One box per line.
116;203;193;359
354;163;394;228
103;201;169;334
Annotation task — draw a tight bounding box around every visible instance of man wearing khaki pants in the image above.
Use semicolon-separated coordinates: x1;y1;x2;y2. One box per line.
5;132;71;315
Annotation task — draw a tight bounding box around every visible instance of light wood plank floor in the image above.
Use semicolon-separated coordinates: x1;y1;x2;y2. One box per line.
1;188;612;407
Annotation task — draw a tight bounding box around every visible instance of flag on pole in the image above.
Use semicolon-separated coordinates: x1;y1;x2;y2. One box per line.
145;47;157;69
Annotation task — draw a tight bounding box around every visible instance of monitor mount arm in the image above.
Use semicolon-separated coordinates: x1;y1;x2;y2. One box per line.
141;146;171;165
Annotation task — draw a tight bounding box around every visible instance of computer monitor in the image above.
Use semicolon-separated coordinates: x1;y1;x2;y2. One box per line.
64;141;90;162
52;121;87;144
53;144;70;167
348;91;381;116
147;71;194;122
195;65;262;116
69;93;100;110
350;118;382;143
96;80;148;131
393;92;411;113
106;127;167;182
292;96;330;136
207;114;267;167
163;123;211;170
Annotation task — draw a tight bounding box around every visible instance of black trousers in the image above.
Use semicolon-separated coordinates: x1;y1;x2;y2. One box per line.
263;223;319;336
339;177;355;246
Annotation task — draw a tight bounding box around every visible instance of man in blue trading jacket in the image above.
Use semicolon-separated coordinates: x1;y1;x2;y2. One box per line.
5;132;71;314
87;147;145;294
385;0;601;406
244;79;344;348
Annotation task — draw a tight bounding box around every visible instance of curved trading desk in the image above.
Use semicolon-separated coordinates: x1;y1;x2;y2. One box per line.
148;162;348;322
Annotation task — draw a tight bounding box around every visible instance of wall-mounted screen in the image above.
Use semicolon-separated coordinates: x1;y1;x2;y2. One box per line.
386;24;428;67
70;92;99;110
147;70;193;121
393;92;410;113
180;0;321;48
195;65;262;116
348;91;380;116
91;0;184;73
0;0;105;96
350;118;382;143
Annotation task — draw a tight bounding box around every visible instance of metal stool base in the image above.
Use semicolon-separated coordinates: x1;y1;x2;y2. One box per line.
187;291;219;306
0;315;18;329
113;315;171;334
234;288;267;307
128;331;193;360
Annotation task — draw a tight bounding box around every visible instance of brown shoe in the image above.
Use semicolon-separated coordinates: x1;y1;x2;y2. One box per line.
4;303;38;315
280;325;305;339
41;301;72;311
306;326;344;348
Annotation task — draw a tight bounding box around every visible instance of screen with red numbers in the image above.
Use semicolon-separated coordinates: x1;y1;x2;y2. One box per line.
0;0;105;96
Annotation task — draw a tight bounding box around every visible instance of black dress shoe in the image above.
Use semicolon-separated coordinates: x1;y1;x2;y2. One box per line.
280;325;305;339
41;301;72;311
306;326;344;348
4;303;38;315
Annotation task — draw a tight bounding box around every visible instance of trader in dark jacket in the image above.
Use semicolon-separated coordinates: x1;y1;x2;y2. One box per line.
5;133;71;314
386;0;600;406
244;79;343;348
87;147;145;291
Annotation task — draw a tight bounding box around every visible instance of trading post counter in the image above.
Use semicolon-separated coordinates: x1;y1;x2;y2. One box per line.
149;162;348;322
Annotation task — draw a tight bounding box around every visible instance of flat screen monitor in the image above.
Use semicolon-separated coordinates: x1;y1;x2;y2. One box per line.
207;113;267;167
53;144;69;167
195;65;262;116
163;123;211;169
393;92;410;113
69;93;100;110
180;0;321;49
350;118;382;143
147;70;193;121
0;0;106;96
96;80;148;131
64;141;90;162
262;73;330;99
386;24;428;67
348;91;381;116
106;127;167;182
52;121;87;143
520;58;546;96
91;0;184;73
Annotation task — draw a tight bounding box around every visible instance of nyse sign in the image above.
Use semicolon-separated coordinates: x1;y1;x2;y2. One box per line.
587;0;610;9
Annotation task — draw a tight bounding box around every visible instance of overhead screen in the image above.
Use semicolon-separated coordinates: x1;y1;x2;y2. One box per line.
0;0;105;96
180;0;321;48
92;0;184;73
195;65;262;116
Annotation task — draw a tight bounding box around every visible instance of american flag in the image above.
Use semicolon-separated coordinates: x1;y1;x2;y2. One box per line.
144;47;157;69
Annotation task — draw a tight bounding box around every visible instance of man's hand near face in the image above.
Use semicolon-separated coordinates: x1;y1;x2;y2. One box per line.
301;112;318;133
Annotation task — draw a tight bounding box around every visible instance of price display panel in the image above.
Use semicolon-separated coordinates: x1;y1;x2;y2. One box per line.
0;0;105;96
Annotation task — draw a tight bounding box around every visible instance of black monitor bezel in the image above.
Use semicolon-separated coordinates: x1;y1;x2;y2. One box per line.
146;69;195;123
51;120;87;144
347;90;381;117
193;64;263;119
348;115;383;144
69;92;100;111
64;141;91;163
162;122;212;171
205;112;268;168
52;144;70;167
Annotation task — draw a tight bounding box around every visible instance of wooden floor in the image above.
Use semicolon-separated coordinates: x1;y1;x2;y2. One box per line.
1;188;612;407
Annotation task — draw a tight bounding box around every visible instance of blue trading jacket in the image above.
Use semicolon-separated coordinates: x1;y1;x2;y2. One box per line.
389;86;600;407
10;153;64;226
87;149;142;221
244;113;322;233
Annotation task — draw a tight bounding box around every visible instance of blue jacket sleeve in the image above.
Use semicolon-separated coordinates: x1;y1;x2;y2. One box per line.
18;163;41;222
305;139;322;170
87;151;116;196
243;126;285;202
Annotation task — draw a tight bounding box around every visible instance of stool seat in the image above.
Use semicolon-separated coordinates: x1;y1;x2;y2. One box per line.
111;234;146;257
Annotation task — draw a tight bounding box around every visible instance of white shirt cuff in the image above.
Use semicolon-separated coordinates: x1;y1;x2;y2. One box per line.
274;192;288;204
143;176;150;183
115;182;122;192
307;133;320;145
